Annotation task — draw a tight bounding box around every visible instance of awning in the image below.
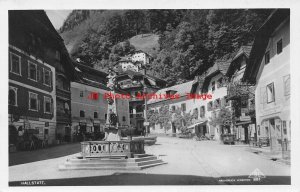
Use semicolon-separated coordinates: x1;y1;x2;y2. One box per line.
187;121;207;129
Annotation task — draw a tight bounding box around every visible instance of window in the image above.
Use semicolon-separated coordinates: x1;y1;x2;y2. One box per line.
105;114;107;120
44;129;49;135
181;103;186;112
277;39;282;54
266;83;275;103
265;51;270;64
123;116;126;122
200;106;205;117
211;81;215;92
283;75;290;96
193;108;198;119
283;121;287;135
215;99;221;109
43;69;51;86
171;106;176;112
9;87;18;106
29;92;38;111
94;112;98;119
207;102;213;111
217;78;223;88
223;96;229;107
28;61;37;81
80;91;84;97
10;52;21;75
55;50;60;61
80;110;85;117
44;96;52;113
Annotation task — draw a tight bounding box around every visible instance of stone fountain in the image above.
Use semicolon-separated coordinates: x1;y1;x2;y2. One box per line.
59;69;166;170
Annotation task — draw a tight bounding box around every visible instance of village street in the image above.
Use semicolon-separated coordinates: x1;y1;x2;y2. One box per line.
9;135;290;185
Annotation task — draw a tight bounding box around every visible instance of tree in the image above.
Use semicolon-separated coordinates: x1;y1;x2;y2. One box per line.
209;107;233;134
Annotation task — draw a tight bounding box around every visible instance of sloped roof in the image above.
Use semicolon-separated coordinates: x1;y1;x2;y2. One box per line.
191;74;206;94
232;46;252;61
242;9;290;83
147;81;194;104
201;60;231;93
226;45;252;78
9;10;76;80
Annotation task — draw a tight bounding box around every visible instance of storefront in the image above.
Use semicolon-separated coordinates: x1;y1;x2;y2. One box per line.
259;116;290;152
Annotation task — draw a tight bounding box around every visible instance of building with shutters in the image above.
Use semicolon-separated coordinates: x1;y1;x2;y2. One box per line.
9;10;76;145
242;9;290;153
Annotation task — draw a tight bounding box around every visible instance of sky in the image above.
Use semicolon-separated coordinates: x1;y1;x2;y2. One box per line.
45;10;72;29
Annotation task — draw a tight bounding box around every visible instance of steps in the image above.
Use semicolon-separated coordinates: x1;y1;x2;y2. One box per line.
59;154;167;170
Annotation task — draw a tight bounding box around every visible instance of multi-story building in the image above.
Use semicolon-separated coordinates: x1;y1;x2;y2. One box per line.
9;10;75;144
114;59;140;73
71;61;130;140
242;9;290;152
226;46;256;144
115;70;166;135
131;50;152;66
147;81;195;135
199;60;231;141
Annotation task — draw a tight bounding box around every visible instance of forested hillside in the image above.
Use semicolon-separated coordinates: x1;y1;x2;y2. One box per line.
60;9;273;86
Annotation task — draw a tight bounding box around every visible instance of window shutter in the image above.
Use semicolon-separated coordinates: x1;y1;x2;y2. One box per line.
41;69;44;83
38;98;40;111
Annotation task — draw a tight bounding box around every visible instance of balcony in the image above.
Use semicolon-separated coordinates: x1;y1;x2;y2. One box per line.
56;86;71;99
227;81;250;100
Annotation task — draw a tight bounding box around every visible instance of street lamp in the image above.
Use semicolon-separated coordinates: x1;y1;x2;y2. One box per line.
142;64;150;137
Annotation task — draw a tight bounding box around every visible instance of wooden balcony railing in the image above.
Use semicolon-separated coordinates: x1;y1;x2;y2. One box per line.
130;112;144;119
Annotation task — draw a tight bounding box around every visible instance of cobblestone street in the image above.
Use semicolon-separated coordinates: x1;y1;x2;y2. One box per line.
9;136;290;185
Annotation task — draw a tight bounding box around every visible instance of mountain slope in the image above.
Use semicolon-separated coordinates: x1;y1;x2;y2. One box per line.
59;9;273;86
128;34;160;56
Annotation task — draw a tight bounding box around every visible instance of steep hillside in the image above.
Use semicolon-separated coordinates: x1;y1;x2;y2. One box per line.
128;34;160;56
59;9;273;86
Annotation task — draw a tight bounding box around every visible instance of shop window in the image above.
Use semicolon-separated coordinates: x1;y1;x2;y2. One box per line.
43;69;51;86
80;110;85;117
29;92;38;111
44;96;52;113
9;87;17;106
94;112;98;119
266;83;275;103
28;61;37;81
277;39;282;54
265;51;270;65
10;52;21;75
